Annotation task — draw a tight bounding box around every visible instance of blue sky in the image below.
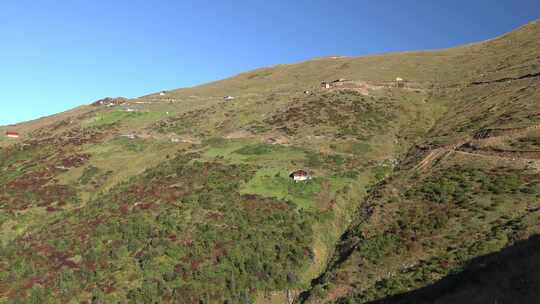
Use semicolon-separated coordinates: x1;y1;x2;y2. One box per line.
1;0;539;125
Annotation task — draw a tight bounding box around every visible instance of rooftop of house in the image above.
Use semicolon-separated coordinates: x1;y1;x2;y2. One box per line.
289;169;309;177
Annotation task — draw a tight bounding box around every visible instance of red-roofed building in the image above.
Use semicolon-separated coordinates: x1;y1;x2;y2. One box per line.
5;131;20;139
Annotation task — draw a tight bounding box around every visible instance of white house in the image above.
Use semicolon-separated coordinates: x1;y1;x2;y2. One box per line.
120;134;137;140
289;170;312;182
395;77;405;88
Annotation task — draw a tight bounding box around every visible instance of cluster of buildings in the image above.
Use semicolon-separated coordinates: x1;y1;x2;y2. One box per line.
91;97;129;107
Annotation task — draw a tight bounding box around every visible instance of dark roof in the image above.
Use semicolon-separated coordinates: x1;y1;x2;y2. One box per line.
289;170;309;178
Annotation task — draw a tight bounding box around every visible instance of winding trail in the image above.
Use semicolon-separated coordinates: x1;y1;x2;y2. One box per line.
415;124;540;171
470;71;540;86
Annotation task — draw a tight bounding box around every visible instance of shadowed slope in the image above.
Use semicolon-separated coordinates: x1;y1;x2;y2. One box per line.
367;235;540;304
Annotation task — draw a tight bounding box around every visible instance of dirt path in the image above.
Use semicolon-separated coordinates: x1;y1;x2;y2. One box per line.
470;71;540;86
416;144;540;172
415;124;540;171
415;148;450;170
414;140;470;171
454;150;540;170
323;80;431;96
459;146;540;159
472;124;540;145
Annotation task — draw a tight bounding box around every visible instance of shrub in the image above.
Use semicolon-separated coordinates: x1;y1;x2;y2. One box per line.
79;165;99;185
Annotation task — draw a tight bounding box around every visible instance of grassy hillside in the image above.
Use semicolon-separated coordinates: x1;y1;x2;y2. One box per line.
297;20;540;304
0;19;539;304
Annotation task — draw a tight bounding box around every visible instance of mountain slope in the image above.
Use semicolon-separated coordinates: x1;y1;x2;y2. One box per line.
368;235;540;304
0;20;539;304
298;20;540;304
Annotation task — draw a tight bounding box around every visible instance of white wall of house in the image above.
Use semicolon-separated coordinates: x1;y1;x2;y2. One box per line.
293;175;310;182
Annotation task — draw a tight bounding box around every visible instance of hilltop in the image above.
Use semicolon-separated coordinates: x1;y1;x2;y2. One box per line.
0;19;539;304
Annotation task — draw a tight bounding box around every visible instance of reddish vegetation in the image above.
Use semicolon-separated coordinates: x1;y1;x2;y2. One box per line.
212;242;229;263
28;127;111;150
190;260;202;271
136;202;155;210
20;277;42;291
440;260;450;269
57;153;90;168
206;211;224;221
112;172;201;207
1;156;308;302
103;284;116;294
46;206;59;212
0;124;100;212
119;203;131;215
241;194;291;213
1;167;77;210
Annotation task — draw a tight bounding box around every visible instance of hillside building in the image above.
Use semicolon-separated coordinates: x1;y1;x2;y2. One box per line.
91;97;128;107
330;78;350;87
120;134;137;140
5;131;20;138
289;170;312;182
396;77;405;88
